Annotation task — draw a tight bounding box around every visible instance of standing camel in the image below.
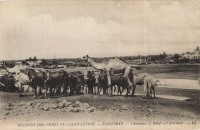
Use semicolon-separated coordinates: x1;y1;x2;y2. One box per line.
82;55;141;95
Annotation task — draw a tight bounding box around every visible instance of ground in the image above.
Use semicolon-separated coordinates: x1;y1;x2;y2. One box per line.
0;64;200;129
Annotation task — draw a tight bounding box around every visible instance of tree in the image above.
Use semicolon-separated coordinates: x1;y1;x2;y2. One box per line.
33;56;37;61
28;57;32;61
41;59;47;66
52;60;58;65
173;54;181;60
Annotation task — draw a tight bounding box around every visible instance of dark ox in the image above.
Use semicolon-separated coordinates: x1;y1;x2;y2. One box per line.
96;70;129;96
68;71;84;96
86;71;96;94
97;70;108;95
27;69;48;98
45;70;69;98
0;74;17;92
110;73;129;96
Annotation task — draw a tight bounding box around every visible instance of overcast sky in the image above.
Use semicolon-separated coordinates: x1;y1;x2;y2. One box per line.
0;0;200;60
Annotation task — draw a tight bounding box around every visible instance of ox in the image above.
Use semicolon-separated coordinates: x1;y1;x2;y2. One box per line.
131;73;159;98
143;75;159;98
13;72;31;94
131;73;147;96
97;70;108;95
45;70;69;98
68;71;84;96
97;70;129;96
0;74;17;92
86;71;96;94
27;69;48;98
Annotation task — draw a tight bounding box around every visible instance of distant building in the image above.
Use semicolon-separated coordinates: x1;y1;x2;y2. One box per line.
181;46;200;59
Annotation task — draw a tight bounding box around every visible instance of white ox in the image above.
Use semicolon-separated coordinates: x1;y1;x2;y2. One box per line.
143;74;159;98
132;73;159;98
13;72;30;92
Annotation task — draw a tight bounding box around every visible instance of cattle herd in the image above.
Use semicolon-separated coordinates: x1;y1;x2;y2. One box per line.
0;61;159;99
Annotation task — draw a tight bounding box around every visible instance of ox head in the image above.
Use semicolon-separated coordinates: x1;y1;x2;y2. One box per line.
154;78;160;86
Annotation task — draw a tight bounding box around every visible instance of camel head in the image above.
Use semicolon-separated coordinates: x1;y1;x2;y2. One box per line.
82;55;90;61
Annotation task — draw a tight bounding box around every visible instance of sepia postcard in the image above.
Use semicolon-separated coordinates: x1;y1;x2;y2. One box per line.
0;0;200;130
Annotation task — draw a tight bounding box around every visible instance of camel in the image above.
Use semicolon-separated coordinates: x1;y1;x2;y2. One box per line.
2;61;33;75
82;55;141;95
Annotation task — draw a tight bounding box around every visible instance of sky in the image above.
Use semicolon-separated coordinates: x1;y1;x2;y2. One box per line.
0;0;200;60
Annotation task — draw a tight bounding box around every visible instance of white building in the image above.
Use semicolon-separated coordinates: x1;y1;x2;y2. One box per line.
181;46;200;59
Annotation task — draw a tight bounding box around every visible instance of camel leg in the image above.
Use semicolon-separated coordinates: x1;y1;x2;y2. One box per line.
44;87;48;98
98;86;102;95
38;87;42;95
143;81;148;97
33;86;37;99
118;86;122;95
153;86;156;98
106;71;112;96
50;87;53;98
20;84;24;93
26;85;30;92
131;85;136;96
148;82;152;98
123;67;133;96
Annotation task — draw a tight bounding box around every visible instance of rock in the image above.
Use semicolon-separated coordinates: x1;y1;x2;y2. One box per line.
74;108;81;112
67;104;74;109
60;100;72;107
69;108;81;112
97;106;103;109
58;102;65;108
38;107;43;110
75;101;82;105
26;102;33;106
50;104;59;109
61;100;67;104
148;109;153;114
138;105;141;108
141;109;144;111
79;103;90;109
111;107;118;110
87;107;96;113
43;106;49;111
4;107;11;110
36;103;41;106
19;103;24;106
4;112;9;115
7;103;14;106
61;109;65;112
65;109;71;112
64;102;72;107
73;104;79;108
122;105;128;110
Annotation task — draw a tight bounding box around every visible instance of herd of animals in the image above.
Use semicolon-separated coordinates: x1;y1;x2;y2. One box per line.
0;55;159;99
